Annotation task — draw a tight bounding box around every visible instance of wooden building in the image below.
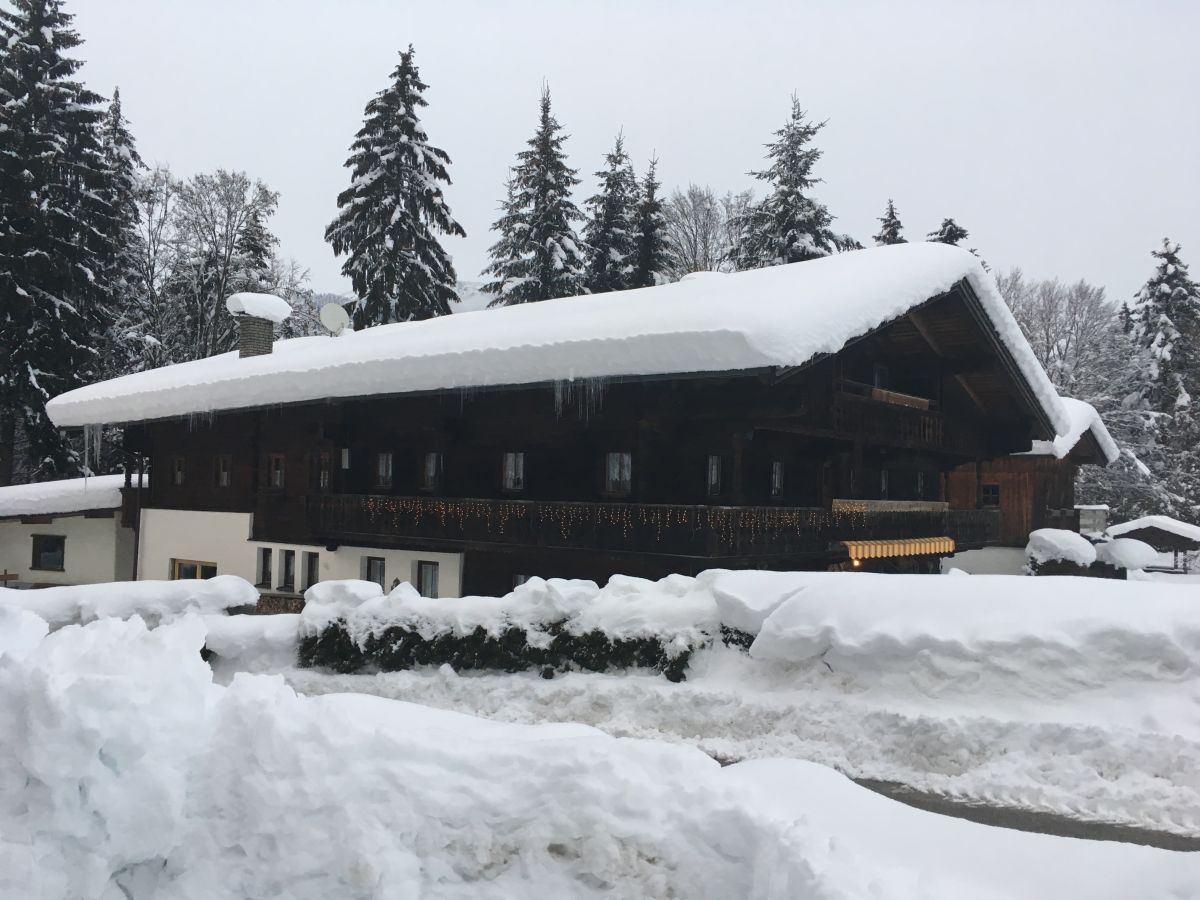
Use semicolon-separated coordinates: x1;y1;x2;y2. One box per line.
946;397;1117;547
47;244;1095;598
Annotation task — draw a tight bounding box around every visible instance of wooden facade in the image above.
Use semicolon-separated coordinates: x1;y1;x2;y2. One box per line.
112;282;1059;595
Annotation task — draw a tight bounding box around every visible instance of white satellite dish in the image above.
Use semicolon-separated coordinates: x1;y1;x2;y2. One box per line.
319;302;351;336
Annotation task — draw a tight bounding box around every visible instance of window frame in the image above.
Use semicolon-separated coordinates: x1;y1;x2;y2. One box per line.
316;451;332;492
770;460;785;498
415;560;439;598
30;534;66;572
279;549;296;592
879;468;890;500
373;452;394;490
502;451;526;492
171;558;218;580
364;556;386;589
706;454;724;497
256;547;273;588
603;451;633;497
420;451;443;492
215;454;232;489
303;551;320;590
171;456;185;487
266;453;286;490
981;483;1001;508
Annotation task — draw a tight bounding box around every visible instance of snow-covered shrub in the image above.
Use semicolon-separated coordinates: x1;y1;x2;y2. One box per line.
298;576;717;681
1095;538;1158;573
1025;528;1099;576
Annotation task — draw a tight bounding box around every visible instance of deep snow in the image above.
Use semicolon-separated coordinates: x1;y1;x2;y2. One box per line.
2;613;1197;899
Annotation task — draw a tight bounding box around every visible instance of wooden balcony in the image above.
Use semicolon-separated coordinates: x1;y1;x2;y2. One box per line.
291;493;1001;560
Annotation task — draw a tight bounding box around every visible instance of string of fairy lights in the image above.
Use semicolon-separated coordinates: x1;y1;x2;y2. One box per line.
333;495;885;546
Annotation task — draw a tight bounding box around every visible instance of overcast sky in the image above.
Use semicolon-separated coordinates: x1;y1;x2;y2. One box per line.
66;0;1199;303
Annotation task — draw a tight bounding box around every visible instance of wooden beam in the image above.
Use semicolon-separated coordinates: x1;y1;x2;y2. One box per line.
908;309;987;411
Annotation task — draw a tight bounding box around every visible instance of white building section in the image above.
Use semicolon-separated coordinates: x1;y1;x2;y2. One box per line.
136;508;462;597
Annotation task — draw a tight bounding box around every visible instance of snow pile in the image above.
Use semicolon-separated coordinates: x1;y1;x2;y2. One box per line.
1021;396;1119;463
1096;538;1158;571
0;473;141;518
47;243;1071;440
1109;514;1200;544
0;575;257;629
0;605;48;662
1;615;1196;899
224;291;292;323
201;614;300;681
1025;527;1098;566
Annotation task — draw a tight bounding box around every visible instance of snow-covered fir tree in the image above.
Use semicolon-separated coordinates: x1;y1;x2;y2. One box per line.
482;86;586;305
873;199;906;245
0;0;114;484
927;218;969;245
630;157;676;288
583;133;638;293
326;46;464;327
729;97;857;270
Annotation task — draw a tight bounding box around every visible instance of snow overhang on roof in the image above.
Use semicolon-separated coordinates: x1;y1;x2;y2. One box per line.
0;474;144;520
1017;397;1119;465
45;243;1072;435
1107;515;1200;543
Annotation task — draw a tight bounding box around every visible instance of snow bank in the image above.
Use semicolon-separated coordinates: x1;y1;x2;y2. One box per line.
47;243;1071;441
1026;527;1098;566
0;575;256;629
0;473;141;518
1096;538;1158;571
2;616;1195;899
224;291;292;323
201;614;300;680
749;574;1200;687
0;605;48;662
1109;514;1200;544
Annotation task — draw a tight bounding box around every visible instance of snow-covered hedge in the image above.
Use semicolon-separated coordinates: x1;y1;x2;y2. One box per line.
298;575;717;681
2;615;1195;899
0;575;257;630
1025;527;1098;572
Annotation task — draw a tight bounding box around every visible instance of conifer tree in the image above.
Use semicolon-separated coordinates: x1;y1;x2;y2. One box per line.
583;133;638;293
0;0;114;484
873;199;906;245
482;86;587;305
630;156;676;288
927;218;969;245
730;97;857;270
326;45;464;327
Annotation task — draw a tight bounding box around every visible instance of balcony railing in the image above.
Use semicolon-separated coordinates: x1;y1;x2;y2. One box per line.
296;494;1000;559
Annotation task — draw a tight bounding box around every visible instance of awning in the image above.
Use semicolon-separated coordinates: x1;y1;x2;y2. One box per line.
840;536;956;560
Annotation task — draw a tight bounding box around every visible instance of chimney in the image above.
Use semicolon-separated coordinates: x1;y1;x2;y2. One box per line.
225;292;293;358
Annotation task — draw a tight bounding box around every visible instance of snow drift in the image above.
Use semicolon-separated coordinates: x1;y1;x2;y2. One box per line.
0;575;257;629
1;614;1196;899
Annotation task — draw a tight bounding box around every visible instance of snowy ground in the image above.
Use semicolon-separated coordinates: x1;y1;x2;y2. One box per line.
2;609;1198;899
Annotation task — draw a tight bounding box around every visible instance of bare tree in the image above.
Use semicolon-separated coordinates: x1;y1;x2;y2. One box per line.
663;184;726;276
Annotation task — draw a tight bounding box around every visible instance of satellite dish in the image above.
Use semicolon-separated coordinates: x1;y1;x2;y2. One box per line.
319;302;351;336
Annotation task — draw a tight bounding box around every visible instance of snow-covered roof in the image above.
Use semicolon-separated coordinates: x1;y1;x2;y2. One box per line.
1107;515;1200;543
1018;397;1119;464
46;243;1071;433
225;292;292;324
0;474;144;519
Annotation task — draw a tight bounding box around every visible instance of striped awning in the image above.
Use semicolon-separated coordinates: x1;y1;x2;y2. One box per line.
840;536;956;560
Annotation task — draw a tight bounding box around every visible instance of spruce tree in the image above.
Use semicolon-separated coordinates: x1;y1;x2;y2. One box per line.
0;0;114;484
630;156;676;288
927;218;969;245
873;199;906;245
730;97;857;270
326;45;464;327
583;133;638;293
482;86;586;305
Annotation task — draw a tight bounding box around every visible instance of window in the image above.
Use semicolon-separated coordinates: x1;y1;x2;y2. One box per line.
171;456;185;486
31;534;65;572
502;451;525;492
171;558;217;580
316;452;331;491
374;452;393;489
266;454;286;489
257;548;273;588
364;556;385;589
420;451;443;491
303;551;320;590
415;560;439;598
215;455;232;488
770;460;785;498
340;448;351;470
513;574;530;588
880;469;890;500
981;483;1001;507
706;455;723;497
604;451;632;495
873;363;889;390
916;471;927;500
279;549;296;591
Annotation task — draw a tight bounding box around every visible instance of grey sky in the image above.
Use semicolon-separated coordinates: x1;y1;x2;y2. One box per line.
70;0;1199;303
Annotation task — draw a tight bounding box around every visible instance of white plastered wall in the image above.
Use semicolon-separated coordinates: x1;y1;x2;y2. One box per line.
0;514;131;587
137;507;463;597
